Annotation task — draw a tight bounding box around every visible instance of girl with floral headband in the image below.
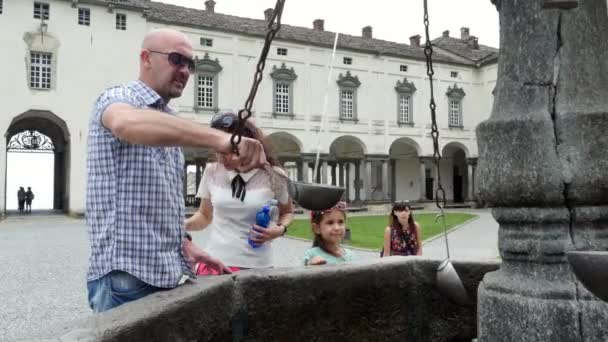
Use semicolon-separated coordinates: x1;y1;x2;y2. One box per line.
303;202;357;266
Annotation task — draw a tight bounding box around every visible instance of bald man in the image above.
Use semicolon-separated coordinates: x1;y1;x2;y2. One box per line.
86;29;262;312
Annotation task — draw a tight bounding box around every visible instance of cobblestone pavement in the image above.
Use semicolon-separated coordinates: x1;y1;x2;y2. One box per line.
0;209;498;341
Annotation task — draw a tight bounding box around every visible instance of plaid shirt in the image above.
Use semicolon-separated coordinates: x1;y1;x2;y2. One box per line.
86;80;190;288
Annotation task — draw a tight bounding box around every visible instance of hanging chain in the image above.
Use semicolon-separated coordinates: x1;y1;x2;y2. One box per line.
230;0;286;155
423;0;446;210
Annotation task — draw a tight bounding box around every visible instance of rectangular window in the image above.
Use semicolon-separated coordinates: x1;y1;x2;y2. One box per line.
400;65;408;72
277;48;288;56
34;2;50;19
340;90;354;119
398;94;411;123
197;76;214;108
450;71;459;78
116;13;126;30
30;52;52;89
449;99;461;126
0;0;4;14
275;83;290;114
200;38;213;47
78;8;90;26
343;57;352;65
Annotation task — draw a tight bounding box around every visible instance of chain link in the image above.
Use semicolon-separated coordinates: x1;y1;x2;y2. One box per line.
230;0;286;154
423;0;446;210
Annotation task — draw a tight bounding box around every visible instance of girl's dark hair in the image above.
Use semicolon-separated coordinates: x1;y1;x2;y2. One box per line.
310;208;347;253
210;112;281;167
389;201;416;242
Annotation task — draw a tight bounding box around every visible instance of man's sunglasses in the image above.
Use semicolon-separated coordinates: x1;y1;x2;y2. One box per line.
149;50;195;73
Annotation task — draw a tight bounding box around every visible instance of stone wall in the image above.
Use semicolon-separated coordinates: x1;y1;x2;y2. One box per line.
33;258;499;342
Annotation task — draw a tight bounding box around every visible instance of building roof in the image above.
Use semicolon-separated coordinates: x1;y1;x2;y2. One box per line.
128;0;496;67
432;36;499;65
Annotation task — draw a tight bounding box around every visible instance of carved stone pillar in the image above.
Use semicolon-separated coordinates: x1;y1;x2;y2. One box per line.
331;162;337;186
354;161;361;202
365;160;372;200
476;1;608;341
382;159;389;200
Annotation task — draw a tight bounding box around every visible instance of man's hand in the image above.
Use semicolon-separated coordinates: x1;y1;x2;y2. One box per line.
182;239;232;275
248;223;284;245
308;256;327;266
217;134;267;172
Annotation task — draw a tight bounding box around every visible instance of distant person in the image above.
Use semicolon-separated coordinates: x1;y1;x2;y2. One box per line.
25;187;34;213
303;202;357;266
381;202;422;257
17;187;25;214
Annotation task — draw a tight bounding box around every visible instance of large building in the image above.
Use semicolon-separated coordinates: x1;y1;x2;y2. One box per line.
0;0;498;216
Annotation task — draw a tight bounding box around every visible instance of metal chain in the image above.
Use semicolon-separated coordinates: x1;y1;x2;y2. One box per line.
423;0;446;210
230;0;286;155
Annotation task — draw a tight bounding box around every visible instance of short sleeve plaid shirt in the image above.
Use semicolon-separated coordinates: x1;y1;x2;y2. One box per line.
86;80;190;288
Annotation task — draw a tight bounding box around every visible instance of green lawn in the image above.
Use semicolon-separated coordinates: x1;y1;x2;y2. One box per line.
286;213;477;250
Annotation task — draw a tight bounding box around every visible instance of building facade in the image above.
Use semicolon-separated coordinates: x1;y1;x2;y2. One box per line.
0;0;498;216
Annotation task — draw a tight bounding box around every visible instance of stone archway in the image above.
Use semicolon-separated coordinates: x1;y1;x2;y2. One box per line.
442;142;468;203
389;137;422;202
266;132;302;181
329;135;367;203
5;110;70;213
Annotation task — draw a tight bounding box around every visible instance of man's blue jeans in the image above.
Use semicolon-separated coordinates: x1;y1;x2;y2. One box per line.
87;270;166;313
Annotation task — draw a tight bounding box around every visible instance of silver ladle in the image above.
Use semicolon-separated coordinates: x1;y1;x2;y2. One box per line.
567;251;608;302
266;165;345;211
434;211;470;306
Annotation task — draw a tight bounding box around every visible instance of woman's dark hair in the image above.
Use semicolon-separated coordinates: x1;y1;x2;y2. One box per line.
210;112;280;167
389;201;416;242
310;207;347;253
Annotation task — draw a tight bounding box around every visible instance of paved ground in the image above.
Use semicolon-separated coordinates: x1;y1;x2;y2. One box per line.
0;209;498;342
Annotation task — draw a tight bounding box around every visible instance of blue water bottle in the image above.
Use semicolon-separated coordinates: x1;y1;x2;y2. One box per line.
249;205;271;248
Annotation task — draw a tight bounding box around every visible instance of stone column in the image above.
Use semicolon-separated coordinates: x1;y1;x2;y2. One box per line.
338;162;345;187
345;162;351;201
354;161;361;202
331;163;337;186
302;161;310;183
476;1;608;341
390;159;396;202
466;158;475;201
195;162;202;190
294;160;300;181
321;161;329;184
419;158;427;201
382;160;389;200
365;160;373;200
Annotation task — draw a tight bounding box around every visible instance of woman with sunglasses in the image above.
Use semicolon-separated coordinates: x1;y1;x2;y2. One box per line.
185;113;294;274
381;202;422;257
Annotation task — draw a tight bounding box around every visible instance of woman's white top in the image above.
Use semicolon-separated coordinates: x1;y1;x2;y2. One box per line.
196;162;289;268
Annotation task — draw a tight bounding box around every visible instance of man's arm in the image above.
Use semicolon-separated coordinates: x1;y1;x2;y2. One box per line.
102;103;227;149
102;103;266;171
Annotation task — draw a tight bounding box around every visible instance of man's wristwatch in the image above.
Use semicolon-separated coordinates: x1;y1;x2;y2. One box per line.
277;223;288;236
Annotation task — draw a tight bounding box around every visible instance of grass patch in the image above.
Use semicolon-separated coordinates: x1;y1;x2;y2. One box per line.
286;213;477;250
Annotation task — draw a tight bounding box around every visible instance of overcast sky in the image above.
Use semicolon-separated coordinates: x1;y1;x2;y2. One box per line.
160;0;501;48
